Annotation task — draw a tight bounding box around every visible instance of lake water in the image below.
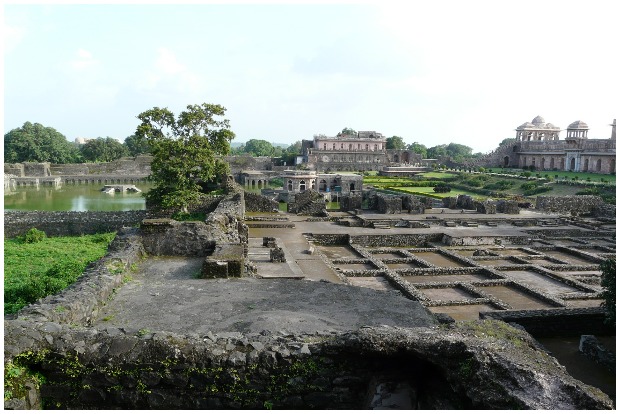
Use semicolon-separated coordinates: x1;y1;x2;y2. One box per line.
5;184;342;212
4;184;154;212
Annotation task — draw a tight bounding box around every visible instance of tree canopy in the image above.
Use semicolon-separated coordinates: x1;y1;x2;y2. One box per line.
4;122;80;164
386;136;407;150
80;137;129;162
124;134;151;156
243;139;278;157
427;143;473;162
407;142;428;158
338;127;357;136
135;103;235;211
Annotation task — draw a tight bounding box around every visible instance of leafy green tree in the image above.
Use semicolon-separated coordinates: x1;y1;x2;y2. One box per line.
4;122;80;163
601;259;615;326
386;136;407;150
338;127;357;136
80;137;129;162
427;144;447;159
124;134;151;156
445;143;473;159
243;139;276;156
135;103;235;212
499;137;516;147
407;142;428;158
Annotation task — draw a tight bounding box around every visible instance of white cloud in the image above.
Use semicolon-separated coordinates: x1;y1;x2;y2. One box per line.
136;47;204;95
69;48;98;71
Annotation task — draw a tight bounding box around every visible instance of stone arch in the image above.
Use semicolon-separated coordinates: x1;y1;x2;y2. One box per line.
319;180;327;191
503;156;510;167
349;183;355;191
550;158;555;169
596;159;602;172
541;158;546;170
299;180;306;191
583;159;589;172
403;152;410;163
570;158;576;171
393;154;399;163
287;180;293;191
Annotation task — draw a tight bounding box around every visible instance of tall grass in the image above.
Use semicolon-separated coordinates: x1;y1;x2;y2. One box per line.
4;232;116;314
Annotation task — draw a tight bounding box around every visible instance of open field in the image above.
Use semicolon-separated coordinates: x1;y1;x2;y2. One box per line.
485;168;615;184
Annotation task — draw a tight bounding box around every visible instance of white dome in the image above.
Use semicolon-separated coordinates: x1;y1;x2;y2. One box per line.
568;120;588;129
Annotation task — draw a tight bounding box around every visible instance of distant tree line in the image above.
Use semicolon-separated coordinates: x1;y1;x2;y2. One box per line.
4;122;151;164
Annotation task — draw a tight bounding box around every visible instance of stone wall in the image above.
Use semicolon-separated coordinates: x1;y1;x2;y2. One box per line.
4;211;148;238
50;156;153;176
244;191;278;212
340;194;362;211
350;233;443;247
140;219;217;256
376;194;402;214
535;195;604;215
288;190;327;216
4;320;612;410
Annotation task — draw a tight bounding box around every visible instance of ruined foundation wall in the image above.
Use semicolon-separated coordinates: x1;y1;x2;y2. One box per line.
535;195;604;215
244;191;278;212
4;321;612;410
3;211;148;238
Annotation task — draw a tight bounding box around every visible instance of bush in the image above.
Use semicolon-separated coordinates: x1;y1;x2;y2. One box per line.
433;185;451;193
24;228;46;244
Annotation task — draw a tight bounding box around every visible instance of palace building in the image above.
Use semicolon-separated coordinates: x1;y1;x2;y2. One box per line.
480;117;616;174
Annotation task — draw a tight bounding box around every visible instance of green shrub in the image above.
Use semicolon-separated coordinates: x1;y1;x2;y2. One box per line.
24;228;46;244
433;185;451;193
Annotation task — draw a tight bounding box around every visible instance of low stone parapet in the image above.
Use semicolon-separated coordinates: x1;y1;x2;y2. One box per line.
202;243;245;278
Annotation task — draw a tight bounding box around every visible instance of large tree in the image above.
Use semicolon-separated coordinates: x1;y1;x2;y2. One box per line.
243;139;276;156
80;137;129;162
386;136;407;150
407;142;428;158
135;103;235;212
124;134;151;156
4;122;80;164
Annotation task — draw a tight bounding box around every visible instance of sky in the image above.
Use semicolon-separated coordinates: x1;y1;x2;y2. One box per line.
2;0;618;153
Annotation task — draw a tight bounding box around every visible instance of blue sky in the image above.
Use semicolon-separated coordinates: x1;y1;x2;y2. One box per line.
3;1;618;153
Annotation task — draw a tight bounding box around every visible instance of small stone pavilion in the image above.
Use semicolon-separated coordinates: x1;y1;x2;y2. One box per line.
271;170;362;202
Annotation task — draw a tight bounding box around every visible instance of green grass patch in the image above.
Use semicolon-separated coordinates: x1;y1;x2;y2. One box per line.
418;171;458;179
4;232;116;314
389;186;483;199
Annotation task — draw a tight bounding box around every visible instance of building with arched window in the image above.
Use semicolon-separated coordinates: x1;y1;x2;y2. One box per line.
479;117;616;174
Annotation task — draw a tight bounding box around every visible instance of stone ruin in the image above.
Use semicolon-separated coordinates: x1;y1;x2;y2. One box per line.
287;190;327;216
270;247;286;262
340;193;363;211
535;195;605;216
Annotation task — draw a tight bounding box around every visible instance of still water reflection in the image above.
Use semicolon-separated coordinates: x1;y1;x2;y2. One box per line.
4;184;154;212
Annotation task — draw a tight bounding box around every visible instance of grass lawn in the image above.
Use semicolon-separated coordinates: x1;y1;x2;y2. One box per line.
4;232;116;314
390;186;484;199
485;168;615;184
418;171;458;179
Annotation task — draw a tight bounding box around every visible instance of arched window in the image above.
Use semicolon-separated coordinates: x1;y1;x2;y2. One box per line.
541;158;545;170
287;180;293;191
596;159;602;172
570;158;576;171
503;156;510;167
319;179;327;191
550;158;555;169
583;158;589;172
299;180;306;191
